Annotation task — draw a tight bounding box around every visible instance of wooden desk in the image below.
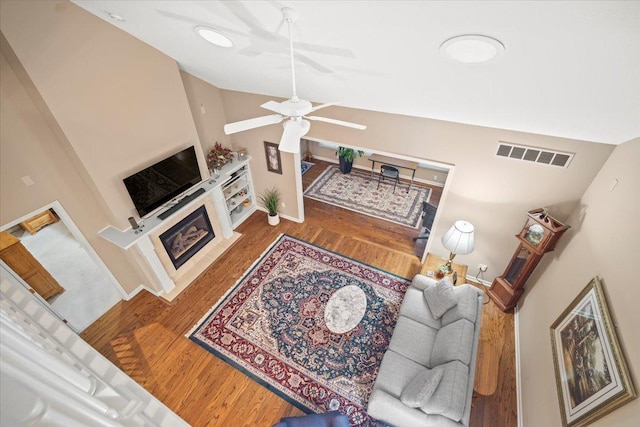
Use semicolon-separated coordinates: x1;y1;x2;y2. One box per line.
368;154;419;192
420;253;468;285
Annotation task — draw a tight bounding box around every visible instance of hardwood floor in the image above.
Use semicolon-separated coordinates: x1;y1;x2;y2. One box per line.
82;161;516;427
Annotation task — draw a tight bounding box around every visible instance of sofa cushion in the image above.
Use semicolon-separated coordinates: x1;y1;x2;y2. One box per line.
441;284;481;327
423;277;457;319
389;316;438;367
399;287;442;329
400;367;444;408
430;319;475;366
410;274;438;291
420;360;469;422
373;350;427;397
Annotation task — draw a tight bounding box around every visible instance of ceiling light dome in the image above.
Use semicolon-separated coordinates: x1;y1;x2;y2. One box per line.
440;34;505;64
194;26;234;48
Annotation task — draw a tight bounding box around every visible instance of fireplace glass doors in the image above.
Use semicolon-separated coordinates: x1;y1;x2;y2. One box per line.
159;205;214;270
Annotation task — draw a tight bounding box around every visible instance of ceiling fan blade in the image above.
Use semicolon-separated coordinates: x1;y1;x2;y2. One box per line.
310;102;340;112
293;42;355;58
295;53;334;74
305;116;366;130
261;101;283;114
224;114;283;135
279;120;310;153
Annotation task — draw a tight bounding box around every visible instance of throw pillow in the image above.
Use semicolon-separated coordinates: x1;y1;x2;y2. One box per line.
400;368;444;408
423;277;458;319
430;318;475;366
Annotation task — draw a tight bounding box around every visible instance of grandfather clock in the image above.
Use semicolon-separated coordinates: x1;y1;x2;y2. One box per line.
487;208;570;312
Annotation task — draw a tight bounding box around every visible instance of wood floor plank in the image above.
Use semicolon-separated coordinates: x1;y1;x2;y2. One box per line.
82;160;516;426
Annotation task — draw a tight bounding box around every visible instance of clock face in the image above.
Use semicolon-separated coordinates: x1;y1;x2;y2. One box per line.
524;223;545;247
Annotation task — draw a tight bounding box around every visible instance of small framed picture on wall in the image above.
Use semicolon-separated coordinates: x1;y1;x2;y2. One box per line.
264;141;282;174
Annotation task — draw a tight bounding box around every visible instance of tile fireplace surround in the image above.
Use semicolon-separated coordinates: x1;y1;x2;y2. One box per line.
98;158;252;302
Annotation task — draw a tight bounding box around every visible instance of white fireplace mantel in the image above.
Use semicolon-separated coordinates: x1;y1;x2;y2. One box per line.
98;157;255;298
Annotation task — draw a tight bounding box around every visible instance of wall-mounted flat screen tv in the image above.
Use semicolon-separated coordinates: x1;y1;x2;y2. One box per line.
123;146;202;218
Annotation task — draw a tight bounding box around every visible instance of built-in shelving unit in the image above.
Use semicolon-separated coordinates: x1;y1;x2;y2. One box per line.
222;165;256;229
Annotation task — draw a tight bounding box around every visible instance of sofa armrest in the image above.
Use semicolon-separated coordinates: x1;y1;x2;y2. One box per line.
368;389;462;427
411;274;438;291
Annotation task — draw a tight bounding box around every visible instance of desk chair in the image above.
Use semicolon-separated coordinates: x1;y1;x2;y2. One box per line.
413;202;437;242
377;165;400;193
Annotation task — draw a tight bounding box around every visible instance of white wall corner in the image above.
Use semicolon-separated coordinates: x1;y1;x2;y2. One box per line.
515;305;523;427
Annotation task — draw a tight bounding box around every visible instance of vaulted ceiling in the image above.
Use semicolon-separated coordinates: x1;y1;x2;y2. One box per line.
73;1;640;145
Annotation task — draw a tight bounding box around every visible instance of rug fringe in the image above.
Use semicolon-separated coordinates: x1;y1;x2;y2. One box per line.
185;233;286;337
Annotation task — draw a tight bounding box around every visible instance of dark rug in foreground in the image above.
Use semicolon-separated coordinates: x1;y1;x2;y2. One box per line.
189;234;410;426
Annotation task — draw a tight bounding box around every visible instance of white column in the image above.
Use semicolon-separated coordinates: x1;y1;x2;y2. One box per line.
211;186;233;238
134;236;175;293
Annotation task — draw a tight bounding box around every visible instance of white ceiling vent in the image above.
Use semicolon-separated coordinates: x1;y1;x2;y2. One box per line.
496;142;574;168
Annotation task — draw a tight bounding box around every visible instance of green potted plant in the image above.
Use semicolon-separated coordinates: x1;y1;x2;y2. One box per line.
259;187;281;226
337;146;364;174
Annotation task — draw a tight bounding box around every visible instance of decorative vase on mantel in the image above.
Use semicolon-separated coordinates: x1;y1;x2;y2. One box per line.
207;142;233;175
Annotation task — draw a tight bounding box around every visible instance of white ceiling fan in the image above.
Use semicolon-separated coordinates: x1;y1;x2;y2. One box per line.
223;7;366;153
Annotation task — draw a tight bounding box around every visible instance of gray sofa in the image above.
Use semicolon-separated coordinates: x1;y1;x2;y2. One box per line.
367;274;484;427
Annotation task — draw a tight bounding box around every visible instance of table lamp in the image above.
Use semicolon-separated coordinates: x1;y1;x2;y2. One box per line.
440;220;475;274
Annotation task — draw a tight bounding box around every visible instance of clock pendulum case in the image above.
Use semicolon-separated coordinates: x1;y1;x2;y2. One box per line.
487;208;570;312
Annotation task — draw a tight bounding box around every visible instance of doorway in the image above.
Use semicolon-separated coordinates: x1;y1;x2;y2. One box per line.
0;202;125;331
298;138;452;261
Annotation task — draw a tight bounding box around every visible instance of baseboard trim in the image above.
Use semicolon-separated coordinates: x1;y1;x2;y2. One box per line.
465;275;492;286
515;304;523;426
126;284;159;300
255;207;304;224
310;155;445;188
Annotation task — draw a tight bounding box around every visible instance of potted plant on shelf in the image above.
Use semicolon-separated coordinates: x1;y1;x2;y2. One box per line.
259;187;281;226
337;146;364;174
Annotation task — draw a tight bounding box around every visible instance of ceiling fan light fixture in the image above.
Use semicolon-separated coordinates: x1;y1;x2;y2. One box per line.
440;34;505;64
195;26;234;48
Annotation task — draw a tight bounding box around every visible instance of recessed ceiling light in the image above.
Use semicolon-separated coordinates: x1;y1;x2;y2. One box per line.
194;26;234;48
106;11;126;22
440;34;505;64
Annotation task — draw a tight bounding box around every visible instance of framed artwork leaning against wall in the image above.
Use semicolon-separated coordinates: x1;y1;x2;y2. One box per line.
550;276;636;427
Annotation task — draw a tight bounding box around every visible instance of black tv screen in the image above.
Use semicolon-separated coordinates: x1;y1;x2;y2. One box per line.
123;146;202;218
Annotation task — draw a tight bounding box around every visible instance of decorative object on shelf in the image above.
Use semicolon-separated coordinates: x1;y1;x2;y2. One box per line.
439;220;475;274
207;142;233;170
237;148;247;161
336;146;364;174
259;186;281;226
487;208;570;311
264;141;282;174
550;276;636;427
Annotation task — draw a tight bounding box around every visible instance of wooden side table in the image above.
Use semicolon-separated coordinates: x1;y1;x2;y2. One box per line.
420;253;468;285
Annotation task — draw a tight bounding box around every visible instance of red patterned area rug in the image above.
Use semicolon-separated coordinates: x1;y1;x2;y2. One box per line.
188;234;410;426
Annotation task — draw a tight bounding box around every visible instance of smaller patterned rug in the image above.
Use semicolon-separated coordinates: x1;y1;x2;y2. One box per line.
304;165;431;228
301;161;315;175
188;235;410;426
